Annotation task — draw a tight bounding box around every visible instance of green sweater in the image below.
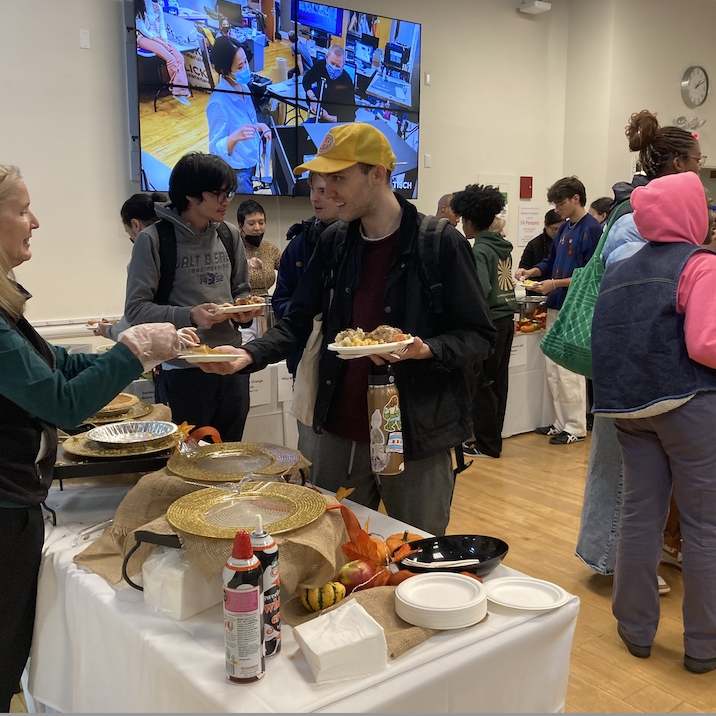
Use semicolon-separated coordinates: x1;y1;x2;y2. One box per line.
472;231;518;321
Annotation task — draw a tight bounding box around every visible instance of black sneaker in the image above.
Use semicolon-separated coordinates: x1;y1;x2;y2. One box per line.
462;443;496;458
617;624;651;658
549;431;586;445
684;654;716;674
535;425;559;436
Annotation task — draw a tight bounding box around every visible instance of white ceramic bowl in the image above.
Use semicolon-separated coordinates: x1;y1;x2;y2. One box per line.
87;421;177;446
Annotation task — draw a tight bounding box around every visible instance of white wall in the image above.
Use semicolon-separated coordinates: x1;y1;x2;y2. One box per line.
3;0;716;323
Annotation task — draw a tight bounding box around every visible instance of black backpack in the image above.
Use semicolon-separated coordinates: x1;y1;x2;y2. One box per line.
153;220;235;305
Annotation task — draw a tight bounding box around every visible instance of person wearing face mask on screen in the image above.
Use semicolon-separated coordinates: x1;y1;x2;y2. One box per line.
301;45;356;123
207;37;271;195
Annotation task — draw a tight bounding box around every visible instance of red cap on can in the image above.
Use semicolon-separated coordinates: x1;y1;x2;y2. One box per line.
231;530;254;560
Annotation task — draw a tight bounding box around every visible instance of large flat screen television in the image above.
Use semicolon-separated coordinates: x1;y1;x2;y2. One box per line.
130;0;421;198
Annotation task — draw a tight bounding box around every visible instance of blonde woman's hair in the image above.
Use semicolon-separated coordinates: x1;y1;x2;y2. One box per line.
0;164;27;319
488;216;506;233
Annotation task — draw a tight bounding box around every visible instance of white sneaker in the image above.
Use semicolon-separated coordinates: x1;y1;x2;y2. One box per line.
661;546;683;571
658;575;670;595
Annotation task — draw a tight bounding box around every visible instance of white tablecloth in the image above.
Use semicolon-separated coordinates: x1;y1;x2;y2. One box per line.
26;482;578;713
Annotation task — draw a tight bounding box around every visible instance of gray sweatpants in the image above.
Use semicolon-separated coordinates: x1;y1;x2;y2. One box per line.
309;430;454;536
613;392;716;659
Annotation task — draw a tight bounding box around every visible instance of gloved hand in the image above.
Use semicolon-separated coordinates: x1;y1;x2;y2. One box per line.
118;323;183;371
177;326;200;348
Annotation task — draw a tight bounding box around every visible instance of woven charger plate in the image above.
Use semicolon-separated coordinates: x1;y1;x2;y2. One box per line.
62;431;176;458
95;392;139;416
85;401;153;425
167;482;326;538
167;441;299;482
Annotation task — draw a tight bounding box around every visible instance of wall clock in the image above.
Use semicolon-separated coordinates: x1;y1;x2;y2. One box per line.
681;66;709;108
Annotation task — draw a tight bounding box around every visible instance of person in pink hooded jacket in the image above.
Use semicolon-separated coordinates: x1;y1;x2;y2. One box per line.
591;170;716;674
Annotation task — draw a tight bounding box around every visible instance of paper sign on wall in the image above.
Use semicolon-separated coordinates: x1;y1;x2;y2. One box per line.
517;205;542;247
249;368;271;406
509;336;527;368
277;362;294;404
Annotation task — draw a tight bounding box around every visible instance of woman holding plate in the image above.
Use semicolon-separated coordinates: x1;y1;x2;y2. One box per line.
0;164;195;712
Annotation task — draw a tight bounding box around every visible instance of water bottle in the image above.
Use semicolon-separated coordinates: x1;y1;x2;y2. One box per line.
367;365;405;475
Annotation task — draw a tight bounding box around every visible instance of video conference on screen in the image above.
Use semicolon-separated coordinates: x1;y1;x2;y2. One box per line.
134;0;421;198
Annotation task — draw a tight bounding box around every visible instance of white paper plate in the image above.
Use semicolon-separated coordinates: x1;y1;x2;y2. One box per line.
485;577;570;611
211;302;265;316
179;353;240;363
327;337;414;357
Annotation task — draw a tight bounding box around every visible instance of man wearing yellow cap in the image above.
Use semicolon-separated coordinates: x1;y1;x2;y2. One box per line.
198;123;496;535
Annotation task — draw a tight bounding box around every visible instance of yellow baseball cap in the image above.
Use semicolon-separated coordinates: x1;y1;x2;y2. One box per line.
293;123;397;176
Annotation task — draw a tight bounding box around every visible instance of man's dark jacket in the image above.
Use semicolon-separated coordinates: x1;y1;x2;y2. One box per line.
244;193;497;461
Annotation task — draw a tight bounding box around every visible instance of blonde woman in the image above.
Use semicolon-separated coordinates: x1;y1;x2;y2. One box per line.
0;165;193;711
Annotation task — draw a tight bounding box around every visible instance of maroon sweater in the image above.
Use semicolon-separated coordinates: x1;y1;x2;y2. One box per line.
323;232;399;442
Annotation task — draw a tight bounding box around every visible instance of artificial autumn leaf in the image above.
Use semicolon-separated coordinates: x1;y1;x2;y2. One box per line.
334;486;355;503
363;516;370;533
176;421;196;440
390;542;420;563
326;503;363;543
369;569;393;588
342;528;385;565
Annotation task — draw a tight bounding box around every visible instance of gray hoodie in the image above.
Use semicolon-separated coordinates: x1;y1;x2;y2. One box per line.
124;203;251;359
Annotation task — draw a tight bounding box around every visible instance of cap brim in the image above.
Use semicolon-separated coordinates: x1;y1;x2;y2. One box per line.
293;156;358;176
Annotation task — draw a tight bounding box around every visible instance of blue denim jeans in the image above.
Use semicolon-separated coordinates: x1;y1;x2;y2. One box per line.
235;167;254;195
575;416;623;575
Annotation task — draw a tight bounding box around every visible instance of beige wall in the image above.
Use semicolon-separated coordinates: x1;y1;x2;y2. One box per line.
2;0;716;322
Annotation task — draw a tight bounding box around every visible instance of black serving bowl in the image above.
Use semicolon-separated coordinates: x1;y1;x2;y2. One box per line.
396;534;509;577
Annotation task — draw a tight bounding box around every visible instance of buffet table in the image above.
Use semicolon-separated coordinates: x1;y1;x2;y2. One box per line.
26;481;578;713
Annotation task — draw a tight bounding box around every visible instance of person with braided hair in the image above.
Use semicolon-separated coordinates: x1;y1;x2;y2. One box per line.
576;109;705;581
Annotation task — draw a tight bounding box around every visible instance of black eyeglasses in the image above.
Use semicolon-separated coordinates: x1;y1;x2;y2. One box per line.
208;189;236;203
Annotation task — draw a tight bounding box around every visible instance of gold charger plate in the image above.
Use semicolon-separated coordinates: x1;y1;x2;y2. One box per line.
167;441;300;482
95;392;140;417
62;431;176;458
85;401;153;425
167;482;326;538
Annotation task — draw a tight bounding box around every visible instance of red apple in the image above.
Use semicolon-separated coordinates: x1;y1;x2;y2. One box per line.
336;559;379;593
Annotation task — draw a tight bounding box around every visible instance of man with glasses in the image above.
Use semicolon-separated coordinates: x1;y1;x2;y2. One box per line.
124;152;263;440
515;176;602;445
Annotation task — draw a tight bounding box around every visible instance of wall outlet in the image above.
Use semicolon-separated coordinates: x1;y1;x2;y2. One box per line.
424;154;431;168
79;29;91;49
424;71;431;86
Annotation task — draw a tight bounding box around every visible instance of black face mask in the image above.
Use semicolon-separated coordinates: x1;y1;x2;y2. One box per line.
244;233;264;247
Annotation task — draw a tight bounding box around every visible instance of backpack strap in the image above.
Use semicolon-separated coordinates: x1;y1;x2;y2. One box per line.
154;220;177;306
216;221;235;275
417;214;449;314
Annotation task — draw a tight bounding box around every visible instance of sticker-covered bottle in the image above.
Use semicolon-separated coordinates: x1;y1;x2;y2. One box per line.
367;365;405;476
250;514;281;658
223;530;265;684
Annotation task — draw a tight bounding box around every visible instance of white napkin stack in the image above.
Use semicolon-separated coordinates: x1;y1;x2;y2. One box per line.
293;600;388;684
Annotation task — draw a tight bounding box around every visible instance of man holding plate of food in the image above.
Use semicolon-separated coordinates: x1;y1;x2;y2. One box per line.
195;123;496;535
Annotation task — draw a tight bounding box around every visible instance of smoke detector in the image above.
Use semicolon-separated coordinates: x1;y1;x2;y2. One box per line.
519;1;552;13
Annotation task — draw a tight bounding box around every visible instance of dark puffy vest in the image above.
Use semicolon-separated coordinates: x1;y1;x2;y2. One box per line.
592;241;716;415
0;311;57;505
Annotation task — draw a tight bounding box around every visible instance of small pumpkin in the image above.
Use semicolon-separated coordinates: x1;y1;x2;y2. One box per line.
370;536;390;566
386;530;423;556
300;581;347;612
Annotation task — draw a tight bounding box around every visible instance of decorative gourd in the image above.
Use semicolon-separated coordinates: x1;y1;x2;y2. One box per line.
386;530;422;555
370;536;390;566
301;581;347;612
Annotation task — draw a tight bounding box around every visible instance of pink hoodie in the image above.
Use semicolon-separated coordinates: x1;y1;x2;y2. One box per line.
631;171;716;369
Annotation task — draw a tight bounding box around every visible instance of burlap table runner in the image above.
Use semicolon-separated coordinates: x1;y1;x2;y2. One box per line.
74;467;349;594
283;586;439;659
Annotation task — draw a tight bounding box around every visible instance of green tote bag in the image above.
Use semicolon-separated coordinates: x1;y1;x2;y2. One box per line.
540;200;631;379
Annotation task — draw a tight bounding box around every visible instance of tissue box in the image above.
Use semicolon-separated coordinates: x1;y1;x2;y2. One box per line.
293;600;388;684
142;547;222;621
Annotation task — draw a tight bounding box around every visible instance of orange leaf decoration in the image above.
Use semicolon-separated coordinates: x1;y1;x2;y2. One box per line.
342;528;385;565
334;486;355;503
326;503;363;543
390;543;420;563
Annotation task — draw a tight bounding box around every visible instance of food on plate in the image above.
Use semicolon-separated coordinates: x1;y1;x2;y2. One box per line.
333;325;411;347
519;323;537;333
182;344;225;355
300;582;346;612
521;279;538;287
234;294;265;306
87;318;118;326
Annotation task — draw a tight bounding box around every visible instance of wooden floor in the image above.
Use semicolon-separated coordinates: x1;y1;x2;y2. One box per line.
447;432;716;713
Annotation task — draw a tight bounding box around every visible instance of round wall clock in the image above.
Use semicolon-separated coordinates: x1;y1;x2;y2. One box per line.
681;66;709;108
